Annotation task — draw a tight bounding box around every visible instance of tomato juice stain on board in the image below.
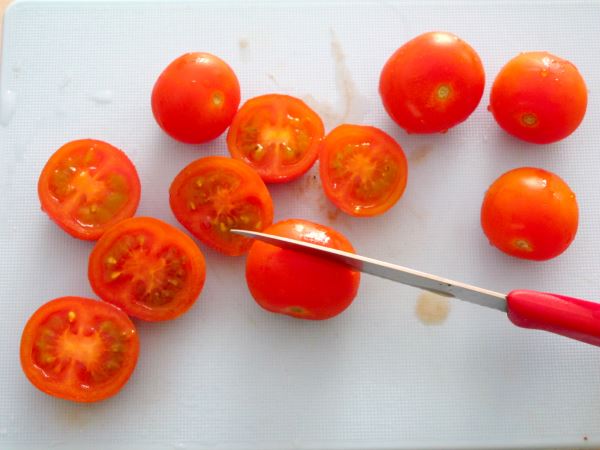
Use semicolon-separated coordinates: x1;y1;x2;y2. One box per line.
327;207;341;222
408;144;434;164
302;30;366;130
415;291;451;325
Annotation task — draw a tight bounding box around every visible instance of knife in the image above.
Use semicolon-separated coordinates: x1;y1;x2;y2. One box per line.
231;229;600;347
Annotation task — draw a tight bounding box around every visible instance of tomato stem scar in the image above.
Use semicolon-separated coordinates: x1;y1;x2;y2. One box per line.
515;239;533;252
436;84;451;100
67;311;76;322
521;113;538;127
212;91;224;107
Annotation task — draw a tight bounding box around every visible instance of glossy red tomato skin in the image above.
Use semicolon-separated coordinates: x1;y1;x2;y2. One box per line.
20;296;140;403
245;219;360;320
489;52;587;144
379;31;485;133
151;52;241;144
481;167;578;261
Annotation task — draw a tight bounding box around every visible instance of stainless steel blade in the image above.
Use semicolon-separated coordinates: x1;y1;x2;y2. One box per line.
232;229;508;312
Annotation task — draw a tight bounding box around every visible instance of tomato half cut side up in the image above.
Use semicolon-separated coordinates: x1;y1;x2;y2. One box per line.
245;219;361;320
169;156;274;256
20;296;140;403
227;94;325;183
38;139;141;240
319;124;408;217
88;217;206;321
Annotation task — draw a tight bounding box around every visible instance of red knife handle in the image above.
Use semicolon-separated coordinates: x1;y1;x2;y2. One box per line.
507;290;600;347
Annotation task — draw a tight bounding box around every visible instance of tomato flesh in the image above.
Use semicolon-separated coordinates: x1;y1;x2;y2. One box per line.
169;156;274;255
38;139;140;240
379;31;485;133
245;219;360;320
227;94;324;183
319;124;408;217
481;167;578;261
20;297;139;402
489;51;587;144
89;217;206;321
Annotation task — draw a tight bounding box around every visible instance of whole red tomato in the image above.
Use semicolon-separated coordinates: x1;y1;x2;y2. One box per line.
481;167;578;261
489;51;587;144
245;219;360;320
151;52;240;144
379;31;485;133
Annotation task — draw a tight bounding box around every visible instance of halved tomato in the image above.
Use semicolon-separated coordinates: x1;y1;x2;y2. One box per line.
227;94;325;183
38;139;141;240
88;217;206;321
169;156;274;255
20;296;140;403
319;124;408;217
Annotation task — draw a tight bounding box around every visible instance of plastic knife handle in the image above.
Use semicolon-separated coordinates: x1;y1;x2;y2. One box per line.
507;290;600;347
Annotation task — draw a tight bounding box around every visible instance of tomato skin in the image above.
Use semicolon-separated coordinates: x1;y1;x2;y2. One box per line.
489;52;587;144
245;219;360;320
151;52;241;144
319;124;408;217
169;156;274;256
227;94;325;183
88;217;206;321
481;167;578;261
20;296;139;403
38;139;141;241
379;31;485;133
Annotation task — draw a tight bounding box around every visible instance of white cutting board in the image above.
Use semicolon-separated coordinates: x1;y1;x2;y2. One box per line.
1;0;600;448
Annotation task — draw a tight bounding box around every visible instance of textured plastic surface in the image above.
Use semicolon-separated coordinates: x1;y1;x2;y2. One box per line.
1;1;600;449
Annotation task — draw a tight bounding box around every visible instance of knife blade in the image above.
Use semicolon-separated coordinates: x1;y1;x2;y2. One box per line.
232;228;600;347
232;228;507;312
